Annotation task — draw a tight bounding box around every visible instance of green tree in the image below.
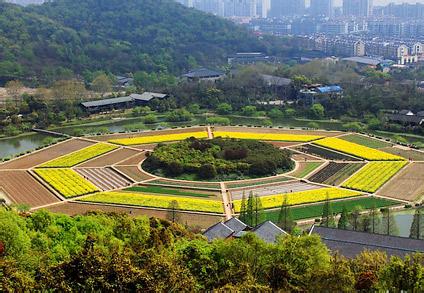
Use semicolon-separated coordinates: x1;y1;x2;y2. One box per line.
338;206;349;230
144;114;158;124
241;105;257;117
187;103;200;114
216;103;232;115
246;192;263;227
239;192;247;223
369;203;381;234
409;207;423;240
267;108;283;119
349;206;363;231
321;193;335;227
167;200;181;224
310;103;325;119
380;208;399;236
91;74;112;97
278;194;295;232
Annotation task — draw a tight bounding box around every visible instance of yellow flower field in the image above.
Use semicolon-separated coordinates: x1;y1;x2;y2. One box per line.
213;131;322;142
233;187;362;212
39;143;118;168
342;161;407;193
78;191;224;213
109;131;208;146
313;137;404;161
35;169;99;197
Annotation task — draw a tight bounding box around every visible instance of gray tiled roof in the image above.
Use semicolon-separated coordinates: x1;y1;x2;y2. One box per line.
342;56;382;66
81;96;133;108
252;221;288;243
311;226;424;258
132;92;168;102
261;74;292;86
183;68;224;78
203;222;234;242
224;218;249;233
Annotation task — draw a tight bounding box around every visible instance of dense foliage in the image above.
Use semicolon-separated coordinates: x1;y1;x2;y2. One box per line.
1;209;424;291
143;137;293;180
0;0;278;83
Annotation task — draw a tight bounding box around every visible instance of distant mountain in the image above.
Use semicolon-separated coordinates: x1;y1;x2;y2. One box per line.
0;0;282;84
6;0;44;6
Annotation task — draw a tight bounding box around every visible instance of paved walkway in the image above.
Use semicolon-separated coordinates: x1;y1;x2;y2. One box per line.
220;182;232;220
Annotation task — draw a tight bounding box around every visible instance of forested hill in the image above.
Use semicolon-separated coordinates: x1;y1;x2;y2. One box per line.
0;0;278;84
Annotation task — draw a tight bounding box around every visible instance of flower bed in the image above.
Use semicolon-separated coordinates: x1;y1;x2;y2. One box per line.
35;168;99;197
109;131;208;146
213;131;322;142
39;143;118;168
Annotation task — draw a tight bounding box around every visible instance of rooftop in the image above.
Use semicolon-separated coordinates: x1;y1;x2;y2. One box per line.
252;221;288;243
342;56;382;66
81;92;167;108
311;225;424;258
261;74;292;86
203;222;234;242
182;68;224;79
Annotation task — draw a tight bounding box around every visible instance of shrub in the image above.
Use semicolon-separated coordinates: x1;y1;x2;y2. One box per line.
198;164;217;179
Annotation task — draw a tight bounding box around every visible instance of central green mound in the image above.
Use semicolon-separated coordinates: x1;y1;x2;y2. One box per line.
142;137;294;181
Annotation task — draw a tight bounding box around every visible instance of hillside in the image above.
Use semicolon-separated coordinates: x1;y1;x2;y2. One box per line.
0;0;274;84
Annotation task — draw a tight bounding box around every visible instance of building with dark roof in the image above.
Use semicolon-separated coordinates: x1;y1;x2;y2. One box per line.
81;92;168;113
310;225;424;258
228;52;272;65
298;84;343;104
182;68;225;82
252;221;288;243
203;218;287;243
115;76;134;89
387;110;424;126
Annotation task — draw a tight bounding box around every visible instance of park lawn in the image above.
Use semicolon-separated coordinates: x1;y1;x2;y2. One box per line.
340;134;392;149
263;196;402;221
78;191;224;213
125;185;213;198
290;162;323;178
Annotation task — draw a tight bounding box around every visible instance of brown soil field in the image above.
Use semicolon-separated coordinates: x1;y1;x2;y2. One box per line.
214;126;342;137
45;201;223;229
88;127;208;142
113;166;154;182
79;148;141;167
0;139;94;169
378;163;424;201
381;147;424;161
115;152;147;166
265;141;301;148
0;170;60;207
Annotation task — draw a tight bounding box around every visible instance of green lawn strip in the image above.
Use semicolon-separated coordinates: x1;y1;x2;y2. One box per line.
340;134;392;149
226;176;292;189
125;186;212;198
262;197;402;221
147;179;221;190
323;163;365;186
291;162;323;178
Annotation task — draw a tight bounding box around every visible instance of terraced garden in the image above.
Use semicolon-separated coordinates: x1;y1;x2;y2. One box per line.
109;131;208;146
78;191;224;213
233;187;362;211
39;143;118;168
213;131;322;142
308;162;365;186
294;144;360;161
313;137;404;161
342;161;408;193
263;196;402;221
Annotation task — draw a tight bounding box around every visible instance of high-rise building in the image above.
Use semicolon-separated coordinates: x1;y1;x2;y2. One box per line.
193;0;225;16
223;0;257;17
342;0;372;17
310;0;333;18
256;0;271;18
269;0;305;18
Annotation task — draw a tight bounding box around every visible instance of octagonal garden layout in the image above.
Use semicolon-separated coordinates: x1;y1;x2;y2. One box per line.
1;125;423;226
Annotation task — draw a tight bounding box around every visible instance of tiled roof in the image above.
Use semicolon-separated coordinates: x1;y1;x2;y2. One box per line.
203;222;234;242
311;226;424;258
261;74;292;86
81;96;133;108
224;218;249;234
182;68;224;78
252;221;288;243
342;56;382;66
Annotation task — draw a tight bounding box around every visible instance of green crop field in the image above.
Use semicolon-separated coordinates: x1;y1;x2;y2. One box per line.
340;134;392;149
226;176;292;189
262;196;401;221
291;162;323;178
125;186;213;198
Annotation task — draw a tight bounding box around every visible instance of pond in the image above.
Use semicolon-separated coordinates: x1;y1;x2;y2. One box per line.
0;133;57;159
393;209;416;238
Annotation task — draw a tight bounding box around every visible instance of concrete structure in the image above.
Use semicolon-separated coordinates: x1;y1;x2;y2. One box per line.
182;68;225;82
310;0;333;18
81;92;168;113
343;0;372;17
